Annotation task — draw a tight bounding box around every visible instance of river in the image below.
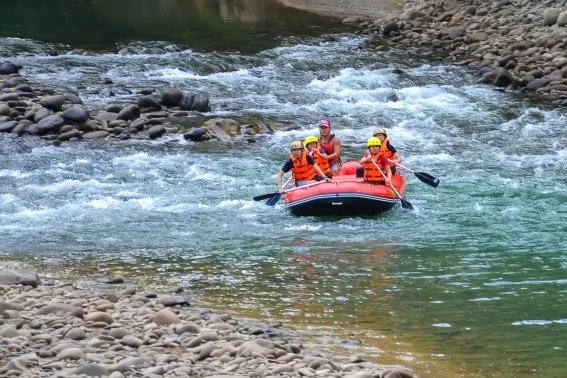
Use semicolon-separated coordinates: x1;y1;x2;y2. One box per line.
1;1;566;377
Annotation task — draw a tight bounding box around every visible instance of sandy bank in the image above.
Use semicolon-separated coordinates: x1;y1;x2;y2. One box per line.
278;0;404;19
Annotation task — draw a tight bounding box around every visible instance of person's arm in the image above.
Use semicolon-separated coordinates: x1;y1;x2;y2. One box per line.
358;151;371;164
314;148;329;160
313;163;331;181
392;152;402;164
278;160;293;193
384;164;392;183
326;138;341;160
277;170;285;193
388;142;402;164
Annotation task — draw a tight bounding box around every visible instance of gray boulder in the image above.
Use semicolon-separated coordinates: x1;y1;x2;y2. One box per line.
184;128;207;141
82;131;109;139
0;121;17;132
62;106;90;122
543;8;560;26
117;105;140;121
39;95;65;111
37;115;65;134
137;96;161;111
147;125;166;139
0;62;19;75
0;270;40;287
64;93;83;105
179;94;211;112
160;87;184;107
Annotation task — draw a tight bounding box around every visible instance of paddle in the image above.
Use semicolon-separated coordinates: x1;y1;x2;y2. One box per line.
371;159;414;210
388;159;440;188
253;177;293;202
264;177;290;206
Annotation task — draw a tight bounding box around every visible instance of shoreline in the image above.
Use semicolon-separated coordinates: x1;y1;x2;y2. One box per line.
278;0;404;19
0;265;420;378
281;0;567;109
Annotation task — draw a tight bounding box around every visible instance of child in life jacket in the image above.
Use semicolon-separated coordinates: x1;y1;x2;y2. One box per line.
357;137;392;185
304;135;332;179
277;140;331;194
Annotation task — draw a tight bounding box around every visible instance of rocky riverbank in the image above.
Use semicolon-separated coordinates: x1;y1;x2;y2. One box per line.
0;68;285;144
0;269;418;378
343;0;567;107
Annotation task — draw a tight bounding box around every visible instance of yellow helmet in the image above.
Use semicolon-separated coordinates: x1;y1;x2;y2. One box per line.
304;135;319;146
290;140;304;150
373;128;387;136
367;137;382;147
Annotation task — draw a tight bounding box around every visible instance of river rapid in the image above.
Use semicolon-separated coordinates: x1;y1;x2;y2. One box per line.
1;1;567;377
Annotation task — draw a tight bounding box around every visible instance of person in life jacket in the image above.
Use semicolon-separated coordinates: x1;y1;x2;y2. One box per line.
304;135;332;179
277;140;331;194
318;119;342;175
358;137;392;185
373;128;402;175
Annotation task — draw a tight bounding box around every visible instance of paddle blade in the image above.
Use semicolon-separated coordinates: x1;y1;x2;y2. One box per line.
414;172;440;188
253;192;278;201
400;198;414;210
265;194;281;206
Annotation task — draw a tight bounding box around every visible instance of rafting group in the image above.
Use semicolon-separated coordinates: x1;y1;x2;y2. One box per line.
254;119;440;216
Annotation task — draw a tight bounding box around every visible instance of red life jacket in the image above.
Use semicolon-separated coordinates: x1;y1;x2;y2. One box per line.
320;134;340;163
289;152;316;181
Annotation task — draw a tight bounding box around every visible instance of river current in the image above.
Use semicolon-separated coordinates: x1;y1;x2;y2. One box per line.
1;1;567;377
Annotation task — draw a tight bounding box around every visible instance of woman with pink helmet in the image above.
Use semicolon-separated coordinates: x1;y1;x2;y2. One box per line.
318;119;342;175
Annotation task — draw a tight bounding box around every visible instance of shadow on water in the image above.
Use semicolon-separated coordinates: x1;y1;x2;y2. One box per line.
0;0;347;52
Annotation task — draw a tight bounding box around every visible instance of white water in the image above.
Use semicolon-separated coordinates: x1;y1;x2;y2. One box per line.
2;34;567;377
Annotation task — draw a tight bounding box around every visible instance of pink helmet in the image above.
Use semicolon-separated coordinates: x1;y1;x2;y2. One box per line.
319;119;331;128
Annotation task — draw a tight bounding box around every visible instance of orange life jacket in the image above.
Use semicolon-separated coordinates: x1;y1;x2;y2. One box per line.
308;145;331;175
380;138;395;167
363;152;388;182
290;152;316;181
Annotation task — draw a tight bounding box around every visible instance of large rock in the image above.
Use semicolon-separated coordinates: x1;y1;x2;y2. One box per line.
0;62;19;75
82;131;109;139
137;96;161;111
33;107;51;123
0;121;18;132
58;129;82;141
37;115;66;134
116;104;140;121
153;308;181;325
64;93;83;105
62;106;90;123
382;22;399;36
179;94;211;112
160;87;184;107
492;67;515;87
183;128;207;141
95;111;119;122
203;118;240;141
39;95;65;111
35;303;76;316
0;270;40;287
0;93;19;102
543;8;560;26
147;125;166;139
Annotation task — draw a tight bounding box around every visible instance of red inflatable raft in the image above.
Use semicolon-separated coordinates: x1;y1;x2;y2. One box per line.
284;160;407;216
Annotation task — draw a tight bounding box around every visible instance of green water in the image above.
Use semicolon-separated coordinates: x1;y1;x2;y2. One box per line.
0;0;344;52
1;1;567;377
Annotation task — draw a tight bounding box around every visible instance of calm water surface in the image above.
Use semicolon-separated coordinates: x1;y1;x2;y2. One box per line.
1;1;566;377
